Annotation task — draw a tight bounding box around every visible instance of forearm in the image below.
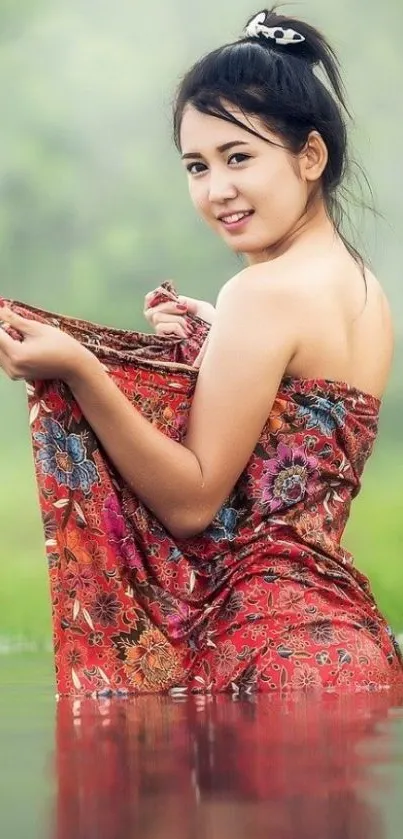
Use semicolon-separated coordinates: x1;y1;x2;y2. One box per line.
66;352;206;537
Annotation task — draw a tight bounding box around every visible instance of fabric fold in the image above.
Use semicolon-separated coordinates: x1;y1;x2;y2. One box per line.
1;283;402;695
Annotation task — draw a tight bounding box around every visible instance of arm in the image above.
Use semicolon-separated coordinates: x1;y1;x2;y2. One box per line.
66;266;299;538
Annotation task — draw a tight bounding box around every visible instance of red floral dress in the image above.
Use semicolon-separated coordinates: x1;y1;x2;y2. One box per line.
2;284;402;695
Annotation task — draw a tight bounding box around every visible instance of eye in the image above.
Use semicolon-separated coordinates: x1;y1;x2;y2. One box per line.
186;161;207;176
228;152;251;165
185;152;251;176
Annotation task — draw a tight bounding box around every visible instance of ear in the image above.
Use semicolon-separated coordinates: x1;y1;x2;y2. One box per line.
299;131;328;183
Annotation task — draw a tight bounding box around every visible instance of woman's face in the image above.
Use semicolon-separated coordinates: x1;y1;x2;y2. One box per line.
179;104;322;263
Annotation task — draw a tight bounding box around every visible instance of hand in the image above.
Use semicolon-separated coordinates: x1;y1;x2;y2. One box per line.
144;289;215;339
0;306;90;383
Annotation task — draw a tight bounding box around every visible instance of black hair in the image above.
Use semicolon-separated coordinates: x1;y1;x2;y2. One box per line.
173;6;374;277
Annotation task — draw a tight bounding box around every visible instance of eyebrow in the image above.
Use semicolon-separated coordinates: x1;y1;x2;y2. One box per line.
181;140;250;160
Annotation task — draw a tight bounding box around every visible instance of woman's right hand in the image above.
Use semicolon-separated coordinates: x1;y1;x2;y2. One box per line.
143;290;215;339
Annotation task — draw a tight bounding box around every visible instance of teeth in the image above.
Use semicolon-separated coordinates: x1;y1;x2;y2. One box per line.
222;212;250;223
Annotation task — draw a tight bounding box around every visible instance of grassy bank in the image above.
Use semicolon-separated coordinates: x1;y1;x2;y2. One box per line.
1;441;402;646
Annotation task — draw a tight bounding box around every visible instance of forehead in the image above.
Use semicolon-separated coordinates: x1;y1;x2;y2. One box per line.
179;104;275;153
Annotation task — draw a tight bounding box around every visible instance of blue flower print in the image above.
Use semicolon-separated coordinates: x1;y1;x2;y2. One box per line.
33;418;99;494
296;397;346;436
206;504;239;543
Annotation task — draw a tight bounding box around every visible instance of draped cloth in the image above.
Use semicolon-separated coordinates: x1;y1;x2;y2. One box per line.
2;283;403;695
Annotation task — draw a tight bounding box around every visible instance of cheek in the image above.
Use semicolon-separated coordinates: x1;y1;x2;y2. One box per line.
189;182;211;219
258;164;304;215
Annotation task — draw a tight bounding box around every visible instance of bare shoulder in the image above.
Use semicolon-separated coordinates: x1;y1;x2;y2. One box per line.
364;267;393;325
360;267;394;379
215;253;392;342
216;260;309;314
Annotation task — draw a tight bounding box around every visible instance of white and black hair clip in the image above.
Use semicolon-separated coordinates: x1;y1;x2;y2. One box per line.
245;12;305;45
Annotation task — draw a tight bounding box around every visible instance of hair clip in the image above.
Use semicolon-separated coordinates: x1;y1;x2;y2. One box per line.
245;12;305;45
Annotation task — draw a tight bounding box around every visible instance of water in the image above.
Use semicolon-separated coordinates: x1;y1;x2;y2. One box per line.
1;656;403;839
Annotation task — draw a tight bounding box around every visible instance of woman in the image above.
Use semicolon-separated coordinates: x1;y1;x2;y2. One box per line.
0;8;402;694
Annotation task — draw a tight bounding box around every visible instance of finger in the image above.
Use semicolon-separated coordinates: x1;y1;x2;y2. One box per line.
177;295;198;314
144;304;187;323
155;322;187;339
0;323;18;352
144;287;169;308
144;302;176;319
143;300;160;319
143;299;187;314
0;307;33;335
144;288;163;305
0;341;23;380
146;311;189;329
151;302;187;314
0;360;23;381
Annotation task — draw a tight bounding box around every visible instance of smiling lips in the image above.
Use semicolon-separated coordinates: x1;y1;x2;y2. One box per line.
218;210;255;230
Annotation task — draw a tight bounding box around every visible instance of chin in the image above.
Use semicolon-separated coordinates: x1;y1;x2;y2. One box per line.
221;234;258;249
227;237;273;258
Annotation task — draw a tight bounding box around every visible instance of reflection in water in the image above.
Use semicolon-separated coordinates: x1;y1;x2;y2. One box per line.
53;691;403;839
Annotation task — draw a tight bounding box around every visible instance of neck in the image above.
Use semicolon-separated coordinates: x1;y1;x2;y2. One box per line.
246;197;336;265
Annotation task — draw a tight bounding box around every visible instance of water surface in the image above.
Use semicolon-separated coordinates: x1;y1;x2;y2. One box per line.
1;655;403;838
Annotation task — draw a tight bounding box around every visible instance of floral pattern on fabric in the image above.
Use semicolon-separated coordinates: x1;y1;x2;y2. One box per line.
259;442;319;511
1;282;402;696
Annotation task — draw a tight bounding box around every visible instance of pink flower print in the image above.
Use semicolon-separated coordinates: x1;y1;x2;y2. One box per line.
102;494;142;572
261;443;318;513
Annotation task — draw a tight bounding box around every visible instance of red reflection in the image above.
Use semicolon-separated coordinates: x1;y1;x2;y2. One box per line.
52;690;403;839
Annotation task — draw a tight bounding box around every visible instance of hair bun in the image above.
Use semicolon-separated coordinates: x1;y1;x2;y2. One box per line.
243;9;321;67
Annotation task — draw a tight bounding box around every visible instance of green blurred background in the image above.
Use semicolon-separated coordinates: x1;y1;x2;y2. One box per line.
0;0;402;653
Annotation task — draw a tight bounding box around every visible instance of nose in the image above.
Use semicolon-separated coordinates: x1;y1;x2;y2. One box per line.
208;168;238;204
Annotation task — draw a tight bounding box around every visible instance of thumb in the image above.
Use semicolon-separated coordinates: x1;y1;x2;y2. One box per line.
177;295;199;315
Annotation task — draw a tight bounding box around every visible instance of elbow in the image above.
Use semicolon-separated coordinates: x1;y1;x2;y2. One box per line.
167;506;213;540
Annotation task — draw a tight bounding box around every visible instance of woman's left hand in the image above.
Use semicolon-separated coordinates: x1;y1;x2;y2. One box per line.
0;305;89;383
